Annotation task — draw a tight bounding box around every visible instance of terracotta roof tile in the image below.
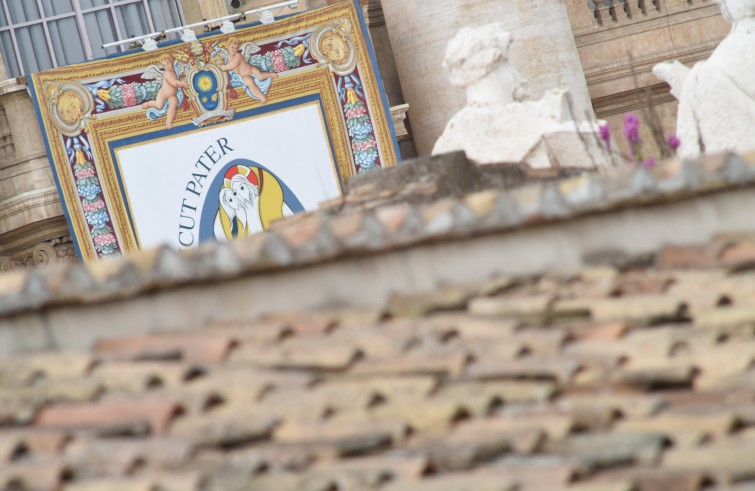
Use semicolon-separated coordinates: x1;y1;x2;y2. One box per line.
273;417;403;457
4;428;71;456
93;333;236;363
467;294;554;322
0;377;103;425
169;406;277;447
35;399;183;435
0;457;72;491
0;353;94;388
313;454;429;483
351;351;471;379
467;357;582;384
207;471;337;491
662;442;755;481
545;431;667;469
582;468;707;491
479;456;579;489
380;473;517;491
228;338;362;371
0;433;26;463
405;433;512;473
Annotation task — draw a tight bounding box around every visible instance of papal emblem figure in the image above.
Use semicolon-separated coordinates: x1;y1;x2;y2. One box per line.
214;165;294;240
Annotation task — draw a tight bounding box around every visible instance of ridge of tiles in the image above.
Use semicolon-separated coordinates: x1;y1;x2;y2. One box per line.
1;151;754;318
5;237;755;490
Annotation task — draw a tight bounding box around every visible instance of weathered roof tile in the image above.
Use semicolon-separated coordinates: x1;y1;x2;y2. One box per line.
93;332;236;363
0;457;71;491
662;442;755;481
35;399;182;435
467;294;554;322
381;473;517;491
169;406;277;447
467;357;581;384
352;351;471;379
7;155;755;490
545;432;667;469
273;417;402;457
229;338;362;371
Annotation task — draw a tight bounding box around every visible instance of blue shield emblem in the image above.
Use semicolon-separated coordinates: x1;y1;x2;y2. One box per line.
183;52;236;127
192;70;220;111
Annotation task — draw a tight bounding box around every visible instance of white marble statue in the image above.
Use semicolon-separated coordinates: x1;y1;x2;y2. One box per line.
653;0;755;159
432;24;608;169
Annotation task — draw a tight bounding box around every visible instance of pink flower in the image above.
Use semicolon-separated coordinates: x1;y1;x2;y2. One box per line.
667;134;681;151
93;233;116;247
599;123;611;146
122;84;137;107
351;139;377;152
271;50;287;73
75;167;96;179
82;200;106;213
623;113;640;146
644;158;656;169
345;106;367;119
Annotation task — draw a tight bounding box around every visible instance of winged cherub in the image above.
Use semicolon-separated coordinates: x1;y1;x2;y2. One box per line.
141;53;189;129
216;36;277;103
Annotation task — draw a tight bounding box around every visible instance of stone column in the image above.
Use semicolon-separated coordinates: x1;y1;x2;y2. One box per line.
0;81;69;269
380;0;593;156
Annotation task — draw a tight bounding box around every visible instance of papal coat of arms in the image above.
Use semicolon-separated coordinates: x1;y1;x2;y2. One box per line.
140;37;280;129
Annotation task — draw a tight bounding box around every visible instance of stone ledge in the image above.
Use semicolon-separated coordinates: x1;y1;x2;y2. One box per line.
0;151;753;324
390;103;410;141
0;78;27;97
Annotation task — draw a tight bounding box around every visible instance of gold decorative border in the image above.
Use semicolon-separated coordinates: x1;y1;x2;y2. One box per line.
30;1;397;262
91;68;348;253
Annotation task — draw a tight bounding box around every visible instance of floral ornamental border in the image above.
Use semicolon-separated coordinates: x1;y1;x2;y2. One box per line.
30;0;399;262
65;132;120;258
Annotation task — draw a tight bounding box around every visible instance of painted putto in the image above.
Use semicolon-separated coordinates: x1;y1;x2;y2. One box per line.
212;37;278;103
141;53;190;129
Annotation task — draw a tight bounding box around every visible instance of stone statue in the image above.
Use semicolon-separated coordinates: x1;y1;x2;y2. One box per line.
653;0;755;159
433;24;608;169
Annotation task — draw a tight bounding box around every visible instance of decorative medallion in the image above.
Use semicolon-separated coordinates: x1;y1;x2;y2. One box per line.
46;82;95;137
310;19;358;76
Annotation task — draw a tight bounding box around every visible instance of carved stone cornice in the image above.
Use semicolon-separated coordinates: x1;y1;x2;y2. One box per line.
592;82;676;117
0;186;63;234
584;42;719;86
0;215;70;257
0;234;77;273
0;78;28;97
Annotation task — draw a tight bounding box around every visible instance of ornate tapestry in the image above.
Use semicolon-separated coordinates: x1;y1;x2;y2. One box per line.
30;1;399;262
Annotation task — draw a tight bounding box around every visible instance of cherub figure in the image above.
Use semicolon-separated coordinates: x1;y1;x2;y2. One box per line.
218;36;277;103
141;53;189;129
